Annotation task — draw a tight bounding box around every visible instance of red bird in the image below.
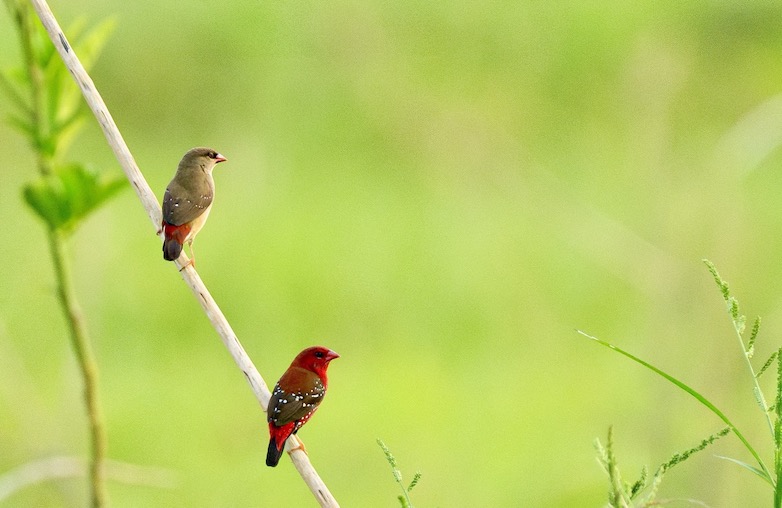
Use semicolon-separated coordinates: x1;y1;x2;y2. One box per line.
266;346;340;467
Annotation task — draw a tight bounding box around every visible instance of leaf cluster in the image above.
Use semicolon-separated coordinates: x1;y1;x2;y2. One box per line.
23;164;126;234
2;0;124;233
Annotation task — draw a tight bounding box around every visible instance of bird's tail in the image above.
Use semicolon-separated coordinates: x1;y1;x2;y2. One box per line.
266;438;284;467
162;237;183;261
162;222;187;261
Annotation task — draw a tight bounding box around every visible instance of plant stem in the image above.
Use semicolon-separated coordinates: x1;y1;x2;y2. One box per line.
8;1;108;504
704;260;776;437
733;321;775;439
47;229;107;508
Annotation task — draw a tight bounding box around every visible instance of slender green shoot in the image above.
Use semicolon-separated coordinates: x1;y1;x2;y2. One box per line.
594;426;632;507
703;260;774;436
377;439;422;508
704;260;782;506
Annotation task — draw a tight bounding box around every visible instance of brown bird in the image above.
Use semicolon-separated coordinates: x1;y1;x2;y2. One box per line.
161;147;226;266
266;346;340;467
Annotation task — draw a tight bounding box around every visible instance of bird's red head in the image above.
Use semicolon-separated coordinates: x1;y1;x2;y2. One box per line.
291;346;339;380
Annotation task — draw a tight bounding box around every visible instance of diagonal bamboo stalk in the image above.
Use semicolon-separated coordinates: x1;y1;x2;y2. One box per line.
28;1;339;505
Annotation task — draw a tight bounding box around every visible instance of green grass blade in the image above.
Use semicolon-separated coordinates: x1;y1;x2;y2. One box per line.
715;455;773;486
578;330;773;486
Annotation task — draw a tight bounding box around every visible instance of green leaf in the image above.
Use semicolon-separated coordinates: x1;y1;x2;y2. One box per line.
23;173;69;229
23;164;127;233
0;69;31;115
53;107;83;137
32;17;57;70
52;115;86;158
6;114;35;138
716;455;773;485
72;18;115;72
52;18;115;133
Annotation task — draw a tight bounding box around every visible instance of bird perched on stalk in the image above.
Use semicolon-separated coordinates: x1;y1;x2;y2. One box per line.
161;147;226;267
266;346;340;467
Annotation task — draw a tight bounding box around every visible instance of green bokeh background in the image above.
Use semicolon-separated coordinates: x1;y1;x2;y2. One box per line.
3;1;782;506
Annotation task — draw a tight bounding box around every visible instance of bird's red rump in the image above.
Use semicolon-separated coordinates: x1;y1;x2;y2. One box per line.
269;421;297;451
162;221;191;244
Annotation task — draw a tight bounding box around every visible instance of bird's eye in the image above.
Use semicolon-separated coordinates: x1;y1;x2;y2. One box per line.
209;151;217;159
314;351;324;358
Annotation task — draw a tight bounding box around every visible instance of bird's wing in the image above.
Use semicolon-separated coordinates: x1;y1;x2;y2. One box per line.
162;179;213;226
272;390;323;425
267;369;325;426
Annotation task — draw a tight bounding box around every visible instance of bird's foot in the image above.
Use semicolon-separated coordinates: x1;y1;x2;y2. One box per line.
178;258;195;271
288;440;308;456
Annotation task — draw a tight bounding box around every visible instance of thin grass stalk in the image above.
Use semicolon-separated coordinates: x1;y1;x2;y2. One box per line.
733;318;775;438
704;260;775;437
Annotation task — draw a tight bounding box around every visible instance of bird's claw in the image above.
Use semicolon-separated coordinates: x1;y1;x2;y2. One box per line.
288;441;308;456
178;258;195;272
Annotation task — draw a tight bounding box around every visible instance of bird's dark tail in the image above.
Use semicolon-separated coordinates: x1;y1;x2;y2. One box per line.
266;439;284;467
162;237;183;261
162;222;189;261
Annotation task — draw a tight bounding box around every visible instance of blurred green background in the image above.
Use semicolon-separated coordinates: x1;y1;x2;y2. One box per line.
3;0;782;506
